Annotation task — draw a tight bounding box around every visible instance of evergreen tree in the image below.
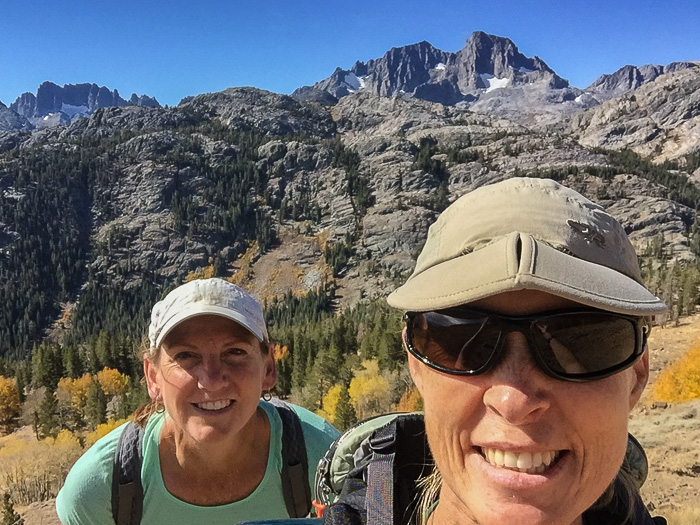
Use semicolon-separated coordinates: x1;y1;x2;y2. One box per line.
62;344;83;379
2;492;23;525
38;388;59;438
14;374;25;404
86;381;107;428
335;385;357;432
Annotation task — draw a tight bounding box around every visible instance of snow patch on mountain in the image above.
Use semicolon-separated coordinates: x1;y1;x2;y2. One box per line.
480;74;510;93
61;103;90;119
343;73;363;92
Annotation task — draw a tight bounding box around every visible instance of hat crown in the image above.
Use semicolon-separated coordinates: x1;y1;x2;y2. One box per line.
413;178;641;282
148;278;267;348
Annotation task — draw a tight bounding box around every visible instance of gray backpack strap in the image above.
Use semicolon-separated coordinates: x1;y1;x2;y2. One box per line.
365;421;398;525
111;421;144;525
269;398;311;518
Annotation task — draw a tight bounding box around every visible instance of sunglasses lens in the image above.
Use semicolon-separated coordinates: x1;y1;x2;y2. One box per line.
408;310;642;380
531;313;639;378
409;311;501;372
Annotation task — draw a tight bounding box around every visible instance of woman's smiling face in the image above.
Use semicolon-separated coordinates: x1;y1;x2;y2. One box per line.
145;315;276;445
409;290;649;525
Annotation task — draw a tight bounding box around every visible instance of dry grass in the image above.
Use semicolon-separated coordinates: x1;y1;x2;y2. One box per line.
661;506;700;524
0;429;83;505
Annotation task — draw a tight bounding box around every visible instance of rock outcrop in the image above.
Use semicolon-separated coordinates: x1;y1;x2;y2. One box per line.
587;62;698;101
571;67;700;162
0;101;33;132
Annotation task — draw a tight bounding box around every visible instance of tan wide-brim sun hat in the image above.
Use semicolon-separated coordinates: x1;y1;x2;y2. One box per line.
388;177;667;316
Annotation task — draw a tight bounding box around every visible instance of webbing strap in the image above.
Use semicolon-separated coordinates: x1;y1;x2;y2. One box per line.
111;422;144;525
365;424;396;525
269;398;311;518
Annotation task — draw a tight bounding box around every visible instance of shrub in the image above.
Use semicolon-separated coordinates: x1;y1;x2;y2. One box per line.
84;418;128;448
653;344;700;402
0;432;83;505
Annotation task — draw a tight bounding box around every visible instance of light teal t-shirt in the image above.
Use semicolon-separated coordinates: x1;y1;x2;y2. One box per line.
56;400;339;524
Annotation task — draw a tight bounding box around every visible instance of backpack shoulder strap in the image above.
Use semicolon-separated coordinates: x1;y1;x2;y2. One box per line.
111;421;145;525
269;398;311;518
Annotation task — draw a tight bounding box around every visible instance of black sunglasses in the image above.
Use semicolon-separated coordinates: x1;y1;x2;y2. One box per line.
404;308;647;382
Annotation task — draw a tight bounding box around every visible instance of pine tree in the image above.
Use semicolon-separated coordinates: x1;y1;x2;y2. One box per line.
38;388;59;438
335;385;356;432
2;492;24;525
62;344;83;379
86;381;107;428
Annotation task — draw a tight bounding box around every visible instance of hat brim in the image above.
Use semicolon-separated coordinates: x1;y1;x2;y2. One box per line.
155;304;268;348
387;232;667;316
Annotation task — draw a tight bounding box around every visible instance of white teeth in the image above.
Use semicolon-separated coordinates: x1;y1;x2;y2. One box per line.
197;400;232;411
516;452;532;470
482;447;560;474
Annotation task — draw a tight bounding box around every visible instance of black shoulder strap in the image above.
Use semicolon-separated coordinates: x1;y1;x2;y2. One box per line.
269;398;312;518
111;421;145;525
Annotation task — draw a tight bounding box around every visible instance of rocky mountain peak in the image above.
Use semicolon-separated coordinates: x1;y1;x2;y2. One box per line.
587;61;698;101
452;31;568;92
8;81;161;129
293;31;570;112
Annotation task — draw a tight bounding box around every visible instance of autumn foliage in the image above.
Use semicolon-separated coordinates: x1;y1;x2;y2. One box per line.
0;377;21;428
653;343;700;402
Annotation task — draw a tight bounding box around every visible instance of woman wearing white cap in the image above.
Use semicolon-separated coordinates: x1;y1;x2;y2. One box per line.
57;278;339;524
324;178;666;524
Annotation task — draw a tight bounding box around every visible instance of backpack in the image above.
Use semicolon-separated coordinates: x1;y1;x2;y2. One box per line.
111;398;311;525
315;412;652;525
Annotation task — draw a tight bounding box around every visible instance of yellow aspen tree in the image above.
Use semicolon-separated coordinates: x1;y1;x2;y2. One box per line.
348;360;392;420
96;367;128;396
0;376;21;426
316;384;343;424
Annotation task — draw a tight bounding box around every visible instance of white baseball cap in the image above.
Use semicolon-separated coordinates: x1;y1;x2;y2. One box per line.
148;278;269;348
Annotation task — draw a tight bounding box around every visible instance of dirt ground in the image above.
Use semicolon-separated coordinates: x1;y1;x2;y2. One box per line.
12;317;700;524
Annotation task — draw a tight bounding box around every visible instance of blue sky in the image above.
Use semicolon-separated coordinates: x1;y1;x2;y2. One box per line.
1;0;698;107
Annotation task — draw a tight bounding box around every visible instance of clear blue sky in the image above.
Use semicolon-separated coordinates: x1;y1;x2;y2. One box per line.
1;0;698;107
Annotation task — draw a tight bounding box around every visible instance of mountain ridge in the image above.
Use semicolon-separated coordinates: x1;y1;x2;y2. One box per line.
8;81;160;129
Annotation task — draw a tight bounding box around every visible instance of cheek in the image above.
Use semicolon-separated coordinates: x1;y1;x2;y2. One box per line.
421;376;484;476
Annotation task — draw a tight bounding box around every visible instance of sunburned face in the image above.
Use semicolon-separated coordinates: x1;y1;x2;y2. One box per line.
408;290;649;525
145;315;276;445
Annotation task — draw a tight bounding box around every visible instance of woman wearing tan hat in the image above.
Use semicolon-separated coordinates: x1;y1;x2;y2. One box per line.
57;278;339;524
324;178;666;525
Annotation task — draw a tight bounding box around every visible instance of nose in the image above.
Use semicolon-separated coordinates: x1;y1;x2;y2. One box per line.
196;357;229;391
481;332;552;426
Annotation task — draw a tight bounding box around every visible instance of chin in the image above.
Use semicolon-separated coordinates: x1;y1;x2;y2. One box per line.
470;503;575;525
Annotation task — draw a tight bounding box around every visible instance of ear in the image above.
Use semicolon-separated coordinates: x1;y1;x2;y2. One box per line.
404;328;425;395
144;358;161;402
628;349;649;410
262;343;277;391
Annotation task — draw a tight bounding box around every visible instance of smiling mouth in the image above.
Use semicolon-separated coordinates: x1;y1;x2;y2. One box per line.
479;447;562;474
195;400;233;411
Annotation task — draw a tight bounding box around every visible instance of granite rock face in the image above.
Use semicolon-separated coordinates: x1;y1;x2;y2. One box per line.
587;62;698;101
0;101;33;132
571;67;700;162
